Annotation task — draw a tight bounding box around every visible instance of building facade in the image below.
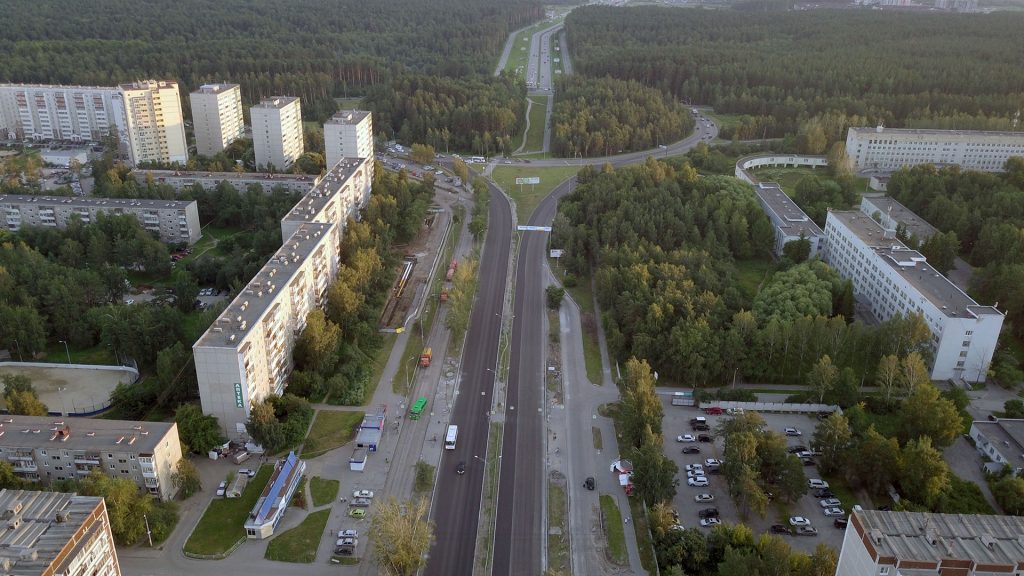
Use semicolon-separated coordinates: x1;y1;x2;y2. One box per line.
846;126;1024;173
324;110;373;168
837;509;1024;576
113;80;188;166
279;156;374;243
0;490;121;575
189;84;244;157
251;97;303;171
0;194;202;245
0;84;119;142
0;416;182;501
823;210;1003;381
133;169;321;195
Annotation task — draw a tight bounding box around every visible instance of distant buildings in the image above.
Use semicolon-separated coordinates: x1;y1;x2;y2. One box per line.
251;97;303;171
0;194;202;245
969;418;1024;476
845;126;1024;173
112;80;188;167
823;209;1002;381
0;84;119;142
0;416;183;501
0;489;121;575
836;509;1024;576
133;169;321;195
324;110;373;168
189;84;244;157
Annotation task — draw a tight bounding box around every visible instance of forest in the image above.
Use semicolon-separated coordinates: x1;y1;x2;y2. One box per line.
565;7;1024;145
549;76;693;158
0;0;542;120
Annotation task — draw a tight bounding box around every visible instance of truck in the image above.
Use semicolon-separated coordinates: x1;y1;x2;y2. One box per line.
439;287;449;302
671;391;697;407
232;451;251;464
419;347;432;367
446;258;458;282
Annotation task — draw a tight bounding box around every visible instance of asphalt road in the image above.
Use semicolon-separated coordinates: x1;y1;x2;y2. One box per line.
423;179;513;576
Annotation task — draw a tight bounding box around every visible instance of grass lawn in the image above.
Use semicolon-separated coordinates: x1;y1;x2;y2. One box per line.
414;461;436;494
734;257;775;306
502;18;565;75
334;97;363;109
599;495;628;565
751;166;871;201
628;496;657;573
547;482;569;574
302;410;364;459
703;111;746;133
820;471;863;511
592;427;603;451
265;509;331;563
184;465;273;557
490;165;579;223
365;333;396;400
310;477;340;507
863;410;901;440
474;422;504;575
41;342;114;365
520;98;548;153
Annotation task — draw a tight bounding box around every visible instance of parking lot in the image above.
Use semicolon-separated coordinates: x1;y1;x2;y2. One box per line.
661;396;848;554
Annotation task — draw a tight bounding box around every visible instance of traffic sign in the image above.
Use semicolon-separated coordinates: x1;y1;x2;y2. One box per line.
517;225;552;232
515;177;540;185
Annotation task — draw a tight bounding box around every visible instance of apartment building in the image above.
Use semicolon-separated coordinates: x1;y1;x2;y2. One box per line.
0;194;202;245
280;156;374;244
0;490;121;575
251;97;303;171
0;84;119;142
133;169;321;195
846;126;1024;173
823;210;1003;381
189;83;244;157
324;110;373;168
112;80;188;166
0;416;182;501
752;182;824;258
194;222;339;437
837;509;1024;576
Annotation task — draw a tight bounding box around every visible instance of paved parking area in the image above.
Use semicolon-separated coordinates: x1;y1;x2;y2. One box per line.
661;397;847;554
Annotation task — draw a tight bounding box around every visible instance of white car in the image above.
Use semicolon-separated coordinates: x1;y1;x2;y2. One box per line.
789;516;811;526
808;479;830;489
676;435;696;443
823;507;846;517
216;481;226;496
238;468;256;478
687;477;709;487
352;490;375;499
704;458;723;467
694;493;715;503
700;518;721;528
685;464;704;472
686;470;704;478
338;529;358;538
785;428;802;436
819;498;842;508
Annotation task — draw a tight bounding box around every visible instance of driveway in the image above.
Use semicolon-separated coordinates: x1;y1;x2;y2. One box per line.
944;436;1000;512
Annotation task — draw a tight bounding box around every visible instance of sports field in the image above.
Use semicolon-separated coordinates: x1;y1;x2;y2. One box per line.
0;363;133;415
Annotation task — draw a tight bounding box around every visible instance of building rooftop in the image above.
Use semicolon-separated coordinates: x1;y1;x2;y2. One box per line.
280;157;370;224
754;183;824;238
849;126;1024;139
851;509;1024;568
252;97;299;110
971;419;1024;471
0;415;174;455
247;452;303;528
0;489;107;574
325;110;371;125
118;79;178;91
195;222;335;348
828;211;1001;319
0;194;194;212
192;83;239;95
861;196;938;242
135;169;319;186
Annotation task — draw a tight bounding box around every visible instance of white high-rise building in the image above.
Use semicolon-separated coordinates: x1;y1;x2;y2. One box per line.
324;110;373;168
189;83;244;157
823;209;1003;382
251;96;303;171
846;126;1024;173
0;84;119;142
113;80;188;166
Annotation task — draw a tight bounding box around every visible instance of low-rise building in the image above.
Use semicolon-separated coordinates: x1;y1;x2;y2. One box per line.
846;125;1024;173
244;451;305;539
860;196;938;245
837;509;1024;576
132;169;321;195
0;194;202;245
0;416;182;501
0;489;121;575
969;419;1024;476
752;182;824;258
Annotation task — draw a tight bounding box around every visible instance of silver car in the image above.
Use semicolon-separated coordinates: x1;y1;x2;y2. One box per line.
350;498;372;508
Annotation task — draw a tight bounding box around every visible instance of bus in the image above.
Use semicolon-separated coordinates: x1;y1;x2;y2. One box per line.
444;425;458;450
409;397;428;420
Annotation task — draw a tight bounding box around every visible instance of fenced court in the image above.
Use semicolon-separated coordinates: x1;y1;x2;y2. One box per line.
0;362;137;415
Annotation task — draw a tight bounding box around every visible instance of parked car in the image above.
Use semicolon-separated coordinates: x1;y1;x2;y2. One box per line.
688;477;709;487
834;518;849;529
676;434;696;443
802;459;817;467
685;464;704;472
691;423;710;431
690;417;707;425
238;468;256;478
584;477;594;490
353;490;375;499
694;493;715;503
770;524;793;535
697;434;713;443
813;488;835;499
350;498;372;507
796;526;819;536
335;546;355;556
823;507;846;517
216;481;226;497
703;407;724;415
820;498;842;508
787;445;808;454
704;458;722;467
785;427;803;436
335;537;357;547
338;529;358;538
681;446;701;454
686;470;705;478
348;508;366;518
698;507;719;518
808;479;829;489
789;516;811;526
700;518;721;528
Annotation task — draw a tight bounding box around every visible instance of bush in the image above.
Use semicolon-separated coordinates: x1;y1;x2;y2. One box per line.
562;274;578;288
991;475;1024;515
935;476;994;514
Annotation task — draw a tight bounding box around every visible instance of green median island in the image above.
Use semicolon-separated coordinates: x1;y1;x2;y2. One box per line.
600;494;628;565
310;476;340;507
183;465;273;557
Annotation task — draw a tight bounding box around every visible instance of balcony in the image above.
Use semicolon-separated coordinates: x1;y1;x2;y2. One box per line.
12;463;37;473
74;456;101;465
7;453;33;461
144;477;160;488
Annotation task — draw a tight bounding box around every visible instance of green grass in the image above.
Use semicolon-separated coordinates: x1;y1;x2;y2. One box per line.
41;342;114;365
414;461;436;494
939;475;994;514
265;509;331;563
502;18;566;76
734;257;774;306
366;332;397;399
702;111;746;133
302;410;364;459
600;495;628;565
490;165;579;223
593;426;603;451
751;165;870;201
474;422;504;575
184;465;273;556
628;496;657;573
519;97;548;153
310;477;340;507
547;482;569;574
333;97;363;109
863;410;901;440
820;471;862;511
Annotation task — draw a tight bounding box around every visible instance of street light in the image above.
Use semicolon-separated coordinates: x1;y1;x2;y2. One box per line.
58;340;71;364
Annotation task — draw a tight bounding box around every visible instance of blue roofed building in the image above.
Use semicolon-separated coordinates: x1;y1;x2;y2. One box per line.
244;451;306;539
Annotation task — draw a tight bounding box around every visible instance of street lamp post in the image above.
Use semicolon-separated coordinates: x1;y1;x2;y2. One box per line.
58;340;71;364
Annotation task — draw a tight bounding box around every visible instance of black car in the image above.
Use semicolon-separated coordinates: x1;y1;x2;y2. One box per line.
584;477;595;490
801;459;817;467
834;518;849;529
770;524;793;535
691;423;711;431
456;461;466;475
682;446;702;454
698;507;719;518
813;488;834;499
697;434;713;443
787;445;808;454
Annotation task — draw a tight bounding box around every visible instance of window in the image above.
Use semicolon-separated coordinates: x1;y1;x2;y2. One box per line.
880;567;890;575
957;361;965;368
960;351;968;357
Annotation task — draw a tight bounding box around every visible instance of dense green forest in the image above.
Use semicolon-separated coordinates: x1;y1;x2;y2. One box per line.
550;76;693;157
565;7;1024;146
0;0;542;121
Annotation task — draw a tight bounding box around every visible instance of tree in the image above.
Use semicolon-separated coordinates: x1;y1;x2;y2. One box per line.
900;382;962;447
452;158;469;182
293;309;341;375
0;461;27;490
811;412;852;475
805;544;839;576
79;469;153;545
808;355;838;403
172;270;199;313
172;458;202;498
919;231;959;275
1004;399;1024;419
899;436;949;508
545;286;565;310
410;143;436;165
618;357;663;450
782;236;811;264
630;433;679;506
3;373;48;416
876;354;901;403
827;141;853;180
991;475;1024;515
174;404;226;454
900;352;931;393
369;497;434;576
851;427;901;496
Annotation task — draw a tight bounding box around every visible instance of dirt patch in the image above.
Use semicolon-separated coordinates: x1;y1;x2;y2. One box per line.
379;201;451;329
0;363;133;414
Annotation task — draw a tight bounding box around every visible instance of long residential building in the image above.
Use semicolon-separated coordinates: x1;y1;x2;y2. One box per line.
189;83;244;157
251;97;303;171
279;156;374;242
324;110;373;168
0;194;202;245
735;154;827;258
112;80;188;166
132;169;321;195
0;489;121;575
837;509;1024;576
0;416;183;501
846;125;1024;173
823;209;1003;381
0;84;119;142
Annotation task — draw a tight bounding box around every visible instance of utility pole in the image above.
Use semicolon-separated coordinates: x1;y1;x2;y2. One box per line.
144;514;153;547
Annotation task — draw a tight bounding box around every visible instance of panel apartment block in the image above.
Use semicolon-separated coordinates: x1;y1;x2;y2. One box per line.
189;83;245;157
0;490;121;575
752;182;823;258
846;126;1024;173
133;169;321;195
0;194;202;245
0;416;182;501
280;156;374;244
112;80;188;166
324;110;373;169
251;97;303;171
194;223;339;438
823;210;1003;381
0;84;119;142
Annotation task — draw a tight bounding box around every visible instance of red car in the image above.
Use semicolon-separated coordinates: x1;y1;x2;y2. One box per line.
703;407;723;415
